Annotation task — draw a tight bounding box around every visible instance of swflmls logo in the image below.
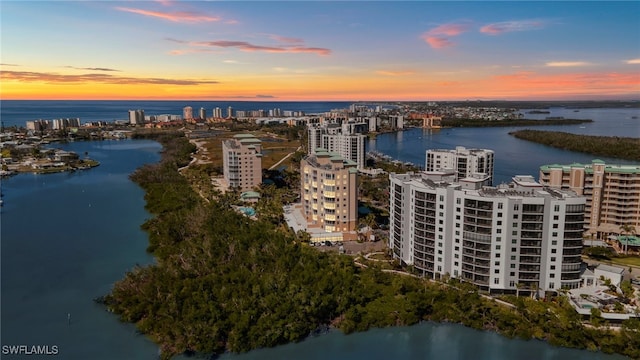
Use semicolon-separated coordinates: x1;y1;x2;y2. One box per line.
2;345;59;355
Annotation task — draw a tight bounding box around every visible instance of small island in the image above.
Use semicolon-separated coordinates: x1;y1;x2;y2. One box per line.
509;130;640;161
1;146;99;176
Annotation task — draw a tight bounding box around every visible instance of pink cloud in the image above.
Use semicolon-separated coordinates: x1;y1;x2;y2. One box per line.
115;7;221;23
480;20;544;35
422;22;471;49
423;36;453;49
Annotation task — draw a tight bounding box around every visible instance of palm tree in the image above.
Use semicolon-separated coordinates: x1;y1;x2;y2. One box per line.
619;224;636;255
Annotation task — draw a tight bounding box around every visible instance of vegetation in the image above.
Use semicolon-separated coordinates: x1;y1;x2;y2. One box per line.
441;118;592;128
100;131;640;359
509;130;640;161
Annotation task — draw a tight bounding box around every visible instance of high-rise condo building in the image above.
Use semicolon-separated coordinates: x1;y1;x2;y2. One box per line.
222;134;263;191
307;123;366;169
301;150;358;232
183;106;193;120
539;160;640;238
227;106;233;119
425;146;495;186
128;110;144;125
389;173;585;293
213;107;223;119
199;107;207;120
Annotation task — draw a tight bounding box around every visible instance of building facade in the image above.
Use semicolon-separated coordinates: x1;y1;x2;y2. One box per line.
300;150;358;232
425;146;495;186
389;173;585;293
539;160;640;239
307;124;366;169
183;106;193;120
128;110;144;125
222;134;263;191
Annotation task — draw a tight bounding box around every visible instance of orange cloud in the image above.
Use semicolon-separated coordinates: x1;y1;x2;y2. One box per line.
422;22;471;49
2;70;219;85
375;70;416;76
626;58;640;65
115;7;221;23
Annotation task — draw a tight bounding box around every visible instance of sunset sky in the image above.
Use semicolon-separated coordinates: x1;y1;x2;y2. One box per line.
1;1;639;101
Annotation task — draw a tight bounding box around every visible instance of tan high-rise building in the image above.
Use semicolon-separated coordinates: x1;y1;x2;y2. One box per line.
301;150;358;232
539;160;640;239
222;134;263;191
183;106;193;120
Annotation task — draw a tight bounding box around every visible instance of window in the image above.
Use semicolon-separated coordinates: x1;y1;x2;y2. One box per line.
455;246;459;251
455;254;459;259
512;223;518;228
438;250;442;255
496;253;501;258
554;205;560;212
512;230;518;235
456;198;461;205
550;274;555;278
437;257;442;262
551;240;557;246
551;257;556;262
549;282;555;289
553;215;559;220
512;239;517;244
509;281;515;287
552;232;558;237
510;272;515;276
497;229;502;234
514;204;519;211
496;245;501;250
496;237;501;242
494;278;499;284
439;204;444;209
455;230;460;235
550;265;555;270
511;255;516;260
513;214;519;219
437;265;442;271
510;264;516;268
497;221;502;226
498;203;503;209
551;249;557;254
553;224;558;229
498;212;503;218
511;247;516;252
495;261;500;266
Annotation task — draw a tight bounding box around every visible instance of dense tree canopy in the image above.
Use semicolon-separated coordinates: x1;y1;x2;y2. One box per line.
101;132;640;360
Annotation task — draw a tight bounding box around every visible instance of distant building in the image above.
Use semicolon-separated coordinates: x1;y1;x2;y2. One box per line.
307;123;366;169
425;146;495;186
222;134;262;191
539;160;640;239
301;150;358;232
227;106;233;119
213;107;223;119
183;106;193;120
199;107;207;120
389;173;586;293
128;110;144;125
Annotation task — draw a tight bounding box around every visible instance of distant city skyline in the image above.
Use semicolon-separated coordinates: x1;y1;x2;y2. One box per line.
1;1;639;101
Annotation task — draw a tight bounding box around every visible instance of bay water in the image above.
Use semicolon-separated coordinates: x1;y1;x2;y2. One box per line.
2;103;637;359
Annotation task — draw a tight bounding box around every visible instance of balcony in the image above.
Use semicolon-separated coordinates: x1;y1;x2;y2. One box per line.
324;191;336;198
325;214;336;221
324;179;336;186
324;202;336;210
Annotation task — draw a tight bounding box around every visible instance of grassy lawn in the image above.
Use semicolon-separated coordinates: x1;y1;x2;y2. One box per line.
609;256;640;268
197;131;300;170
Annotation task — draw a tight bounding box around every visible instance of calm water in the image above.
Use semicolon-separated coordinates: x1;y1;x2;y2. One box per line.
1;104;637;359
368;107;640;185
0;100;354;127
1;140;162;359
